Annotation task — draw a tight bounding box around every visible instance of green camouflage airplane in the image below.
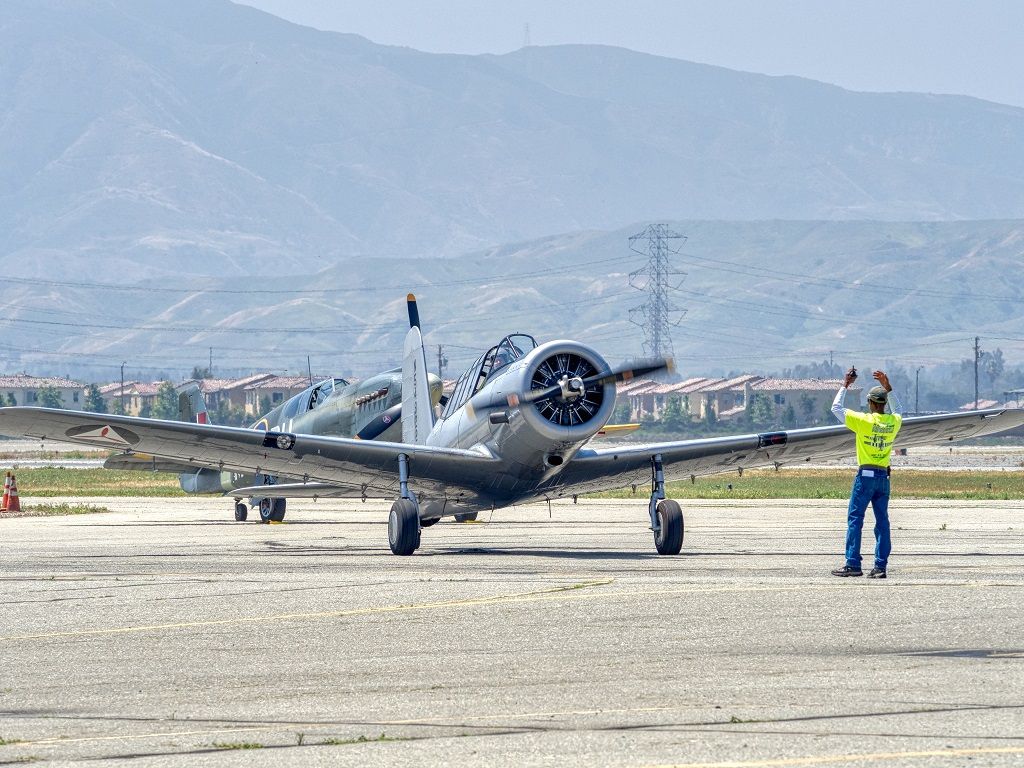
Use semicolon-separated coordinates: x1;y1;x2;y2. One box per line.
105;368;443;523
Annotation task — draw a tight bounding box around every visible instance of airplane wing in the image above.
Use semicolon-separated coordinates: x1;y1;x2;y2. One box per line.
0;407;497;501
549;408;1024;497
103;452;209;473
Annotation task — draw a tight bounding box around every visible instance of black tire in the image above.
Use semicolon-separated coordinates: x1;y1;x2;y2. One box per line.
258;498;273;523
420;517;440;528
270;498;286;523
388;498;421;556
454;512;478;523
654;499;684;555
234;502;248;522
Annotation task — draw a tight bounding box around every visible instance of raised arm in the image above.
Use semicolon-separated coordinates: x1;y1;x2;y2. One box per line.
831;366;858;423
873;370;902;415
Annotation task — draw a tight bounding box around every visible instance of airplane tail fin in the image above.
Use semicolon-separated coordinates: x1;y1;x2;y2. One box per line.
178;383;211;424
402;294;435;444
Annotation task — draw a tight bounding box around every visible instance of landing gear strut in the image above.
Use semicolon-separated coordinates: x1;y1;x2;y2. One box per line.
388;453;421;555
649;453;684;555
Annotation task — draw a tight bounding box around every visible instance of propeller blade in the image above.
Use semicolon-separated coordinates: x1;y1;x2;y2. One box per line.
508;358;673;407
581;357;674;388
407;293;420;329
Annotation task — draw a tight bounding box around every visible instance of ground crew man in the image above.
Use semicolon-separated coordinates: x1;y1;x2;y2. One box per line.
830;367;903;578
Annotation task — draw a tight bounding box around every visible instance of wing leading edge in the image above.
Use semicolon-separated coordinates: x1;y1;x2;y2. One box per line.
547;408;1024;499
0;407;498;503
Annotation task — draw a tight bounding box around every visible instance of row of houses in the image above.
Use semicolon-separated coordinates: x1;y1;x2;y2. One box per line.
616;375;859;424
0;373;316;417
1;372;1015;423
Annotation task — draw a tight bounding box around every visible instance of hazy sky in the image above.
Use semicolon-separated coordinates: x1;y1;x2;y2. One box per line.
239;0;1024;108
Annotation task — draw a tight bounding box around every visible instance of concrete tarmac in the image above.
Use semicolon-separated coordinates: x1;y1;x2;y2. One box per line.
1;496;1023;767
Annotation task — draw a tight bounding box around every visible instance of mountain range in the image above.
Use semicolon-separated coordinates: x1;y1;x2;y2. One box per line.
2;0;1024;380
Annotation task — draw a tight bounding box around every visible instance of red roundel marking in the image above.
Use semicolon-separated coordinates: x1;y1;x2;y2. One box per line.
101;427;109;438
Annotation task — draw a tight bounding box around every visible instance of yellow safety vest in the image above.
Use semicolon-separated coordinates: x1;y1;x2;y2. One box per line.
845;410;902;467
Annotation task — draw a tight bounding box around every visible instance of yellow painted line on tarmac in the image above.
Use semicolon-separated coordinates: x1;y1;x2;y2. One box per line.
647;745;1024;767
21;724;277;746
2;579;1017;642
0;579;614;641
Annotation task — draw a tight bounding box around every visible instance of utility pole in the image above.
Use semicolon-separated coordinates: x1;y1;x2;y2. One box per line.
915;366;923;414
437;345;448;380
120;361;126;415
974;336;981;410
209;347;213;377
628;224;687;360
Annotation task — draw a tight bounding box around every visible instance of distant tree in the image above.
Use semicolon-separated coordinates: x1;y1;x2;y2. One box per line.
138;402;152;418
747;393;774;428
83;384;106;413
110;398;126;415
983;348;1005;394
191;366;212;380
782;404;797;428
660;396;686;432
798;393;817;425
612;399;632;424
151;382;178;420
38;385;64;409
703;404;717;428
5;393;16;407
259;395;273;415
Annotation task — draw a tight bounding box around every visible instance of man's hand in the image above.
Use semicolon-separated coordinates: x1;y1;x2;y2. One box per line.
843;366;857;388
873;370;892;392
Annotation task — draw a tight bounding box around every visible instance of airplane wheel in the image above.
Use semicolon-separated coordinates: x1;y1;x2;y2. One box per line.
234;502;248;522
420;517;440;528
388;498;421;556
454;512;478;522
654;499;684;555
259;498;274;523
270;498;286;523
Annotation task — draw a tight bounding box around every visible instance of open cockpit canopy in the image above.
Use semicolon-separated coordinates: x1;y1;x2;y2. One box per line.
441;334;536;418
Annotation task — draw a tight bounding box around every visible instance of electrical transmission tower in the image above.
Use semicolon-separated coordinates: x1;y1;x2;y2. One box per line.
628;224;687;359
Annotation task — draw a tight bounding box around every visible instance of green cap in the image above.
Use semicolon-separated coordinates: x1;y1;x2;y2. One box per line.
867;386;888;404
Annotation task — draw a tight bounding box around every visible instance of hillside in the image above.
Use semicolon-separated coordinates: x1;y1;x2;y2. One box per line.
5;220;1023;382
4;0;1024;281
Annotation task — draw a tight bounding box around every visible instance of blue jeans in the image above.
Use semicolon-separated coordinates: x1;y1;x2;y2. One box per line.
845;471;891;570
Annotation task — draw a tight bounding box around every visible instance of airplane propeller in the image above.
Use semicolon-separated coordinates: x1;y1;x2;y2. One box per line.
506;358;674;408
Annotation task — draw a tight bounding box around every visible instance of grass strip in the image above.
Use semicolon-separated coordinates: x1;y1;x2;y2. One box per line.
592;468;1024;501
4;503;111;517
0;468;184;497
3;467;1024;501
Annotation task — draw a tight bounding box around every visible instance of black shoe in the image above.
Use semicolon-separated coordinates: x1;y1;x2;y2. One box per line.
867;568;887;579
831;565;863;577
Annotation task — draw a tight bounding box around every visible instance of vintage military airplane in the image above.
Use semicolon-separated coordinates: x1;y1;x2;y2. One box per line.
2;294;1022;556
104;368;443;523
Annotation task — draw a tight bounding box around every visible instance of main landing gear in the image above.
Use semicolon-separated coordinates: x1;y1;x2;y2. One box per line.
234;500;248;521
648;453;684;555
258;497;286;523
388;453;421;555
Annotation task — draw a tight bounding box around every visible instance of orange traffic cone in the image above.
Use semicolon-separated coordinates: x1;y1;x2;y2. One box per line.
6;474;21;513
1;472;10;512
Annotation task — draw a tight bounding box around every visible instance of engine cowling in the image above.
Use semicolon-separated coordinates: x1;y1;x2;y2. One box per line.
514;340;616;449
